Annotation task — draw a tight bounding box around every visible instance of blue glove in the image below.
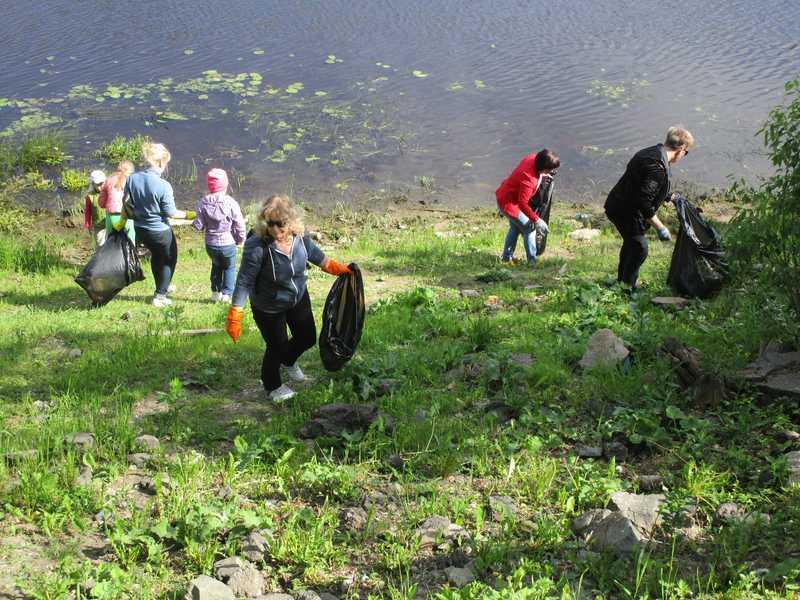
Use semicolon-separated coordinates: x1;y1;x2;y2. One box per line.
657;227;672;242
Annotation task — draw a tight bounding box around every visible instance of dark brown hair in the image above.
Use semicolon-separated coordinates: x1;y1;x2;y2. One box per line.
534;149;560;173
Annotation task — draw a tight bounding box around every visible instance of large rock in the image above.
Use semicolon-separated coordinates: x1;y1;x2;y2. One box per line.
609;492;664;535
241;530;269;562
579;329;629;370
415;515;468;548
785;451;800;485
298;404;396;439
740;342;800;399
186;575;235;600
227;563;263;598
573;510;647;553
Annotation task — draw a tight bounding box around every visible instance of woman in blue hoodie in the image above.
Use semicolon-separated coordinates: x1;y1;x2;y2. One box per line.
225;195;352;402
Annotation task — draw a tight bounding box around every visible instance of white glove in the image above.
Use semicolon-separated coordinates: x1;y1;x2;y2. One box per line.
516;212;530;227
535;219;549;235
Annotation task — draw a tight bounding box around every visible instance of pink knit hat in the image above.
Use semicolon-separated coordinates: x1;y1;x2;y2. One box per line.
207;168;228;193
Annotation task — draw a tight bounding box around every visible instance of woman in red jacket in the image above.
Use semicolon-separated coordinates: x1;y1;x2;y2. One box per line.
496;149;560;266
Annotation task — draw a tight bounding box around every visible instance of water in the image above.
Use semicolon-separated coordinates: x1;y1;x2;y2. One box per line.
1;0;798;207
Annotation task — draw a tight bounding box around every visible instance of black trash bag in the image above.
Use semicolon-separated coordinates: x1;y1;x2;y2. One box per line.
529;175;555;256
667;195;729;298
319;263;365;371
75;231;145;306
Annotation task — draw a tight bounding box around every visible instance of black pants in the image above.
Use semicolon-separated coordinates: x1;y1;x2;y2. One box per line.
135;227;177;295
607;213;648;289
252;291;317;392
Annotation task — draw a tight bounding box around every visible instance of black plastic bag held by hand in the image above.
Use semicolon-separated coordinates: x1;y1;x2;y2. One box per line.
667;195;729;298
530;175;555;256
319;263;365;371
75;231;145;306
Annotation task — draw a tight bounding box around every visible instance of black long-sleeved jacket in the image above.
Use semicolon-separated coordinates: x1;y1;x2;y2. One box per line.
604;144;671;235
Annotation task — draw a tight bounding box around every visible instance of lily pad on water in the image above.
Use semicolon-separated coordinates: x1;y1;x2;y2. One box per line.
447;82;464;92
412;70;429;78
314;91;328;97
285;82;304;94
253;48;265;55
474;80;487;89
155;111;189;121
183;49;194;55
305;154;320;162
325;54;343;64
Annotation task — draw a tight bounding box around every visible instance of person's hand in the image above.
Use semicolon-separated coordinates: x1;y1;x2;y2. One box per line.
516;213;530;227
535;219;549;235
112;216;127;232
322;258;352;276
226;306;244;343
657;227;672;242
185;210;197;220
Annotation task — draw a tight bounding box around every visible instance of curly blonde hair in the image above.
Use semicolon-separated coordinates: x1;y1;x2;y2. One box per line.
142;142;171;170
254;195;305;238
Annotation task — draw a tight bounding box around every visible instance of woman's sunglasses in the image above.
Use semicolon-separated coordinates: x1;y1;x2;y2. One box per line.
267;219;286;228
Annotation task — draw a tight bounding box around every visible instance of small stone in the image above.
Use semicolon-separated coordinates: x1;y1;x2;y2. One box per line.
341;506;368;532
387;453;405;470
444;566;475;587
128;453;151;468
637;475;665;492
715;502;745;523
135;434;160;451
217;485;233;500
415;515;468;548
227;563;263;598
576;445;603;458
603;441;629;462
779;430;800;442
579;329;629;370
65;432;94;449
460;289;480;298
296;592;323;600
32;400;50;412
94;510;115;527
186;575;235;600
484;295;503;308
214;556;245;580
568;228;601;241
75;466;93;486
137;474;171;495
488;495;517;522
241;530;269;562
68;348;83;358
651;296;689;309
363;490;388;509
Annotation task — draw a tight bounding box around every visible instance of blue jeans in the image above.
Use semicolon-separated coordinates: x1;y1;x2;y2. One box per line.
502;216;537;265
206;244;238;295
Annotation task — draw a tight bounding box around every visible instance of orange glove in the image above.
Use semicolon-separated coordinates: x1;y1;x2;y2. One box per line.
226;306;244;343
322;258;352;276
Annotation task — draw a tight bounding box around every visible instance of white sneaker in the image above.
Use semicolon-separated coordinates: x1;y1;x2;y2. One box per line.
152;294;172;307
268;384;295;402
210;291;222;302
282;363;306;382
167;284;177;294
219;294;232;304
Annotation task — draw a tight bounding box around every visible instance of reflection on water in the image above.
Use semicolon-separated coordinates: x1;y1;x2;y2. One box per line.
1;0;798;207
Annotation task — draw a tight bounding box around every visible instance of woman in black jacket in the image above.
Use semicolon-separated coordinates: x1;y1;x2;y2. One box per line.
604;126;694;290
226;195;351;402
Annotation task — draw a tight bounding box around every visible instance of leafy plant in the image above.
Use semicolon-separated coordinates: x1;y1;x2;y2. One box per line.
59;168;87;192
17;133;70;171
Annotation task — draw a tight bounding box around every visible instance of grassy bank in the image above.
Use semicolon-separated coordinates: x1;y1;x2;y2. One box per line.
0;199;799;599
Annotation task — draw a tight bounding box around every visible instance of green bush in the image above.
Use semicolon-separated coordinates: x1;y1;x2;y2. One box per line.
97;134;149;164
17;133;70;171
728;78;800;311
60;167;87;193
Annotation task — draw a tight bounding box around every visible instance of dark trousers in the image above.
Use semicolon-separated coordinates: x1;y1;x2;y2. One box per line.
135;227;177;295
206;244;238;295
251;291;317;392
607;213;648;288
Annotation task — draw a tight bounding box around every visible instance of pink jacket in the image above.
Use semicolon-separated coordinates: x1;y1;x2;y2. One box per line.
98;175;125;213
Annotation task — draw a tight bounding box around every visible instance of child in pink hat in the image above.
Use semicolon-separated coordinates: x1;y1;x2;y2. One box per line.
193;168;246;302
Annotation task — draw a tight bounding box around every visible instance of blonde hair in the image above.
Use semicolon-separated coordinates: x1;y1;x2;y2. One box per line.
142;142;171;170
665;126;695;150
113;160;135;191
254;195;304;238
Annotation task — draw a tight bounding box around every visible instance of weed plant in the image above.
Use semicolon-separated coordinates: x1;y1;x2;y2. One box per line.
97;134;150;165
17;133;69;171
59;168;87;193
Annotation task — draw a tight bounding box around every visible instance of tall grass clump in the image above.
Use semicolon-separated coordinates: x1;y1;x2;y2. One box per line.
0;235;64;274
60;167;88;193
727;77;800;311
17;133;70;171
97;134;150;164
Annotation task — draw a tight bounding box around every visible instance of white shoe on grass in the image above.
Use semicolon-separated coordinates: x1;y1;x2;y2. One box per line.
282;363;306;382
167;284;177;294
210;291;222;302
268;384;296;402
219;294;232;304
152;294;172;307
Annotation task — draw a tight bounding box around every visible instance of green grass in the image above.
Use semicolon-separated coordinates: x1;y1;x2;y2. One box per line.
59;167;88;193
17;133;70;171
1;203;799;598
96;134;150;165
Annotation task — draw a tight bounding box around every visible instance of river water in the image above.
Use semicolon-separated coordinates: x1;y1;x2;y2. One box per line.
1;1;798;207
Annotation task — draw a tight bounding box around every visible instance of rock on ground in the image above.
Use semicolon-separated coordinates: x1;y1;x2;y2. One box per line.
415;515;468;548
227;563;263;598
651;296;689;309
579;329;629;370
574;510;648;553
568;228;601;241
213;556;245;580
609;492;665;535
298;403;396;439
186;575;235;600
135;434;160;450
488;495;517;521
787;451;800;485
444;566;476;587
241;530;269;562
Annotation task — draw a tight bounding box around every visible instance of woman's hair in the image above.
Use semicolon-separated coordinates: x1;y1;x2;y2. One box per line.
113;160;135;191
142;142;171;170
665;126;695;150
254;195;305;238
534;149;561;173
